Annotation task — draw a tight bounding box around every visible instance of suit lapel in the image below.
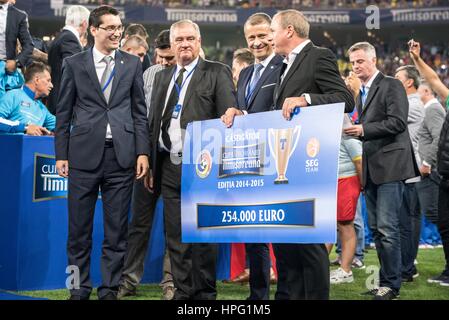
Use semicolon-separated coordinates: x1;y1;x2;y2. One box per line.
181;58;205;117
84;48;107;107
155;66;175;122
238;68;252;109
247;55;282;109
108;49;124;103
361;72;383;116
275;42;312;106
5;6;13;36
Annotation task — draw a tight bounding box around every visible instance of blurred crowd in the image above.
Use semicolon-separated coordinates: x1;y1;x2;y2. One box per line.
63;0;448;8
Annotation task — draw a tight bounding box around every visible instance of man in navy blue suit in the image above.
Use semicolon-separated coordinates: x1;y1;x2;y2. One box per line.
221;13;288;300
55;6;150;300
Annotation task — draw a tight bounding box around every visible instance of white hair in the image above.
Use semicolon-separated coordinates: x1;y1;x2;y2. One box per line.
65;5;90;28
170;20;201;42
348;42;377;59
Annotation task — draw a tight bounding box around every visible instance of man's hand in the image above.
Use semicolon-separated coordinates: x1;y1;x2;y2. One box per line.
408;39;421;61
56;160;69;178
144;169;154;193
344;125;364;137
221;107;244;128
419;164;431;176
25;124;51;136
136;155;149;180
282;96;307;120
345;71;361;98
5;60;17;73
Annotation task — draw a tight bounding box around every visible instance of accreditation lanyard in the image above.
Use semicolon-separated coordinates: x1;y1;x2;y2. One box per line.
102;68;116;93
171;64;197;119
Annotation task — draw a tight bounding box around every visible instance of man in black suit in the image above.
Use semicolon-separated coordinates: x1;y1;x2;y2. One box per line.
148;19;235;300
0;0;33;70
270;9;354;300
55;5;150;300
48;5;90;115
345;42;419;300
221;13;287;301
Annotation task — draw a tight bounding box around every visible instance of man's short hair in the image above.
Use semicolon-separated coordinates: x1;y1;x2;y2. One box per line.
155;29;170;49
170;20;201;42
233;48;255;66
420;79;437;96
65;5;90;28
348;42;377;59
396;65;421;89
24;61;51;83
122;35;149;51
273;10;309;39
124;23;148;40
88;5;119;29
244;13;272;30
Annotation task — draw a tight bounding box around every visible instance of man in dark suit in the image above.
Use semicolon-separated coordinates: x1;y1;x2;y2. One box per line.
55;6;150;300
0;0;33;70
345;42;419;300
148;19;235;300
221;13;287;301
270;9;354;300
47;5;90;114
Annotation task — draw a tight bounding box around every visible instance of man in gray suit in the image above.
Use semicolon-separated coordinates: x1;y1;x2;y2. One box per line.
55;6;150;300
394;65;424;283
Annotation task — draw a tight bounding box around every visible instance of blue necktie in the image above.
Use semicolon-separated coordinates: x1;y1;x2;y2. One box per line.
360;85;368;107
246;63;263;102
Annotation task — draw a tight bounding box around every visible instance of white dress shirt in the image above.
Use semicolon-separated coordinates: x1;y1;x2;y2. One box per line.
362;69;380;99
92;46;116;139
0;3;9;60
280;39;311;84
159;57;199;154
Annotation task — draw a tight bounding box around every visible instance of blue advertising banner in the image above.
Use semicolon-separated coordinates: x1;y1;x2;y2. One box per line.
181;103;344;243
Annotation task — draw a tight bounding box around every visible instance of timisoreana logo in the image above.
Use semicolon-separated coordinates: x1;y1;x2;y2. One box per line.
196;150;212;179
33;153;67;202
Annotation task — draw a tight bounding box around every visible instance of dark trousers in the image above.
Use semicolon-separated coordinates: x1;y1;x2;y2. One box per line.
273;243;329;300
160;152;217;300
438;179;449;274
245;243;270;300
121;179;160;290
365;177;404;292
399;183;420;278
67;144;134;299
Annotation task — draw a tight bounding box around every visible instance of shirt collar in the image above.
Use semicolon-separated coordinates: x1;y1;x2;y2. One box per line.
364;70;380;90
63;25;81;45
283;39;311;64
0;3;9;10
258;52;275;69
424;97;440;109
92;46;116;64
23;85;37;100
176;56;199;75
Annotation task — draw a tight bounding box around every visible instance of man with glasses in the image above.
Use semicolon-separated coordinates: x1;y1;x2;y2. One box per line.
55;5;150;300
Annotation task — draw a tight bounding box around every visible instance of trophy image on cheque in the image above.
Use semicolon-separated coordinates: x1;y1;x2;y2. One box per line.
268;126;301;184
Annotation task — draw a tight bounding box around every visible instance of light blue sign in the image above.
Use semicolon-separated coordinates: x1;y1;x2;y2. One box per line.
181;103;345;243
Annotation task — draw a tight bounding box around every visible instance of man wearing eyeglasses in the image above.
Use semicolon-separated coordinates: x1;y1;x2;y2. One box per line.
148;19;236;300
54;5;150;301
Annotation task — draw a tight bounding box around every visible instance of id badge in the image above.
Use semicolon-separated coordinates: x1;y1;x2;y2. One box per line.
172;104;182;119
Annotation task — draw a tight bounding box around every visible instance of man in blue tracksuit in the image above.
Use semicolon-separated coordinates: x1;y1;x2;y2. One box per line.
0;61;55;135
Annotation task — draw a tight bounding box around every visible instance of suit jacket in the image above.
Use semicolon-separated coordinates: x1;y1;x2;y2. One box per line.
237;55;283;113
149;58;236;190
357;72;420;185
55;48;150;171
5;5;34;67
273;42;354;113
47;29;83;115
418;100;446;169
